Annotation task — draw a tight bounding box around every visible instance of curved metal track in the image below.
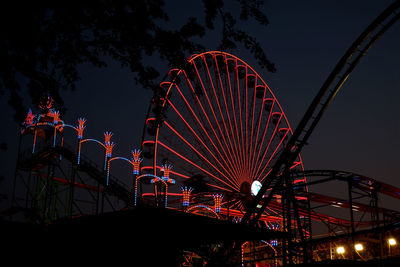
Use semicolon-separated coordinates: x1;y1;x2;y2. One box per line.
243;0;400;224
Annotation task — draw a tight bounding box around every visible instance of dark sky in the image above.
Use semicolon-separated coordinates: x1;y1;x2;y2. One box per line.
0;0;399;212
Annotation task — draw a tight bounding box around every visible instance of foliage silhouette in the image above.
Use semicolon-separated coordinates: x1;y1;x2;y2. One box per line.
0;0;275;121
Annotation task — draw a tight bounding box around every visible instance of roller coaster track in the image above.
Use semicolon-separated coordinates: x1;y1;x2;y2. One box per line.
243;0;400;224
18;144;132;206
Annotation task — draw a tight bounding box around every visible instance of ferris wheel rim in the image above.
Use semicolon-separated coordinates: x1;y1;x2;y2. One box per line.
141;50;305;197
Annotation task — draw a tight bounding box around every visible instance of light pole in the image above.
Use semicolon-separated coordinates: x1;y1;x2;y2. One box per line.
388;238;396;257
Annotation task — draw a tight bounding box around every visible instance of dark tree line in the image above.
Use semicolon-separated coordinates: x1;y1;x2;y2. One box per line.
0;0;275;121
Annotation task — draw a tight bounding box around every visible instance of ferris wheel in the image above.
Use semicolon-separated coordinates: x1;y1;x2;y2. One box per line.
140;51;305;220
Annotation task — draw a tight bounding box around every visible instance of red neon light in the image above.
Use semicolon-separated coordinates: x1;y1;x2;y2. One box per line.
259;129;290;182
191;60;241;176
49;110;60;124
161;163;173;180
39;95;54;110
170;82;240;178
24;109;35;126
157;140;236;192
132;149;142;174
249;100;275;179
104;131;115;157
76;118;86;139
248;73;258;175
216;55;243;173
181;186;193;207
213;193;223;213
252;114;283;180
201;55;240;178
163;121;238;190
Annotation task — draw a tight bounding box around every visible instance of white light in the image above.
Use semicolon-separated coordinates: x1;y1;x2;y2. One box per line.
388;238;397;246
251;180;262;196
355;243;363;251
336;246;345;254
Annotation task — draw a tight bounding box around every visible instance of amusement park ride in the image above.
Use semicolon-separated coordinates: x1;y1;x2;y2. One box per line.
4;1;400;266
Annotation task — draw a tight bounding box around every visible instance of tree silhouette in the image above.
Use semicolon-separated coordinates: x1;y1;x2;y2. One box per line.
0;0;275;121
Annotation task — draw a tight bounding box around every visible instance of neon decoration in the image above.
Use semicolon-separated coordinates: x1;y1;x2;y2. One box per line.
24;109;35;126
104;131;115;158
76;118;86;139
141;51;306;223
181;186;193;207
241;241;249;267
150;176;169;208
186;205;221;219
213;193;223;213
131;149;142;175
39;94;54;110
161;163;173;181
49;110;60;124
134;174;159;206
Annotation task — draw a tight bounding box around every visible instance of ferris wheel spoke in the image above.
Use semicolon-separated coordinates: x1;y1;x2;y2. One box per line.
202;55;243;177
251;92;271;165
251;112;283;180
258;128;290;183
249;100;276;179
142;51;305;214
244;70;252;173
163;120;239;187
193;59;232;160
248;75;259;173
225;58;245;172
215;55;244;172
158;141;238;191
171;83;241;178
190;60;242;178
235;65;246;171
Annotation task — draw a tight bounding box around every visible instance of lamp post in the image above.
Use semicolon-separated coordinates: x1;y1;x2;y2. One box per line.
388;238;396;257
336;246;345;259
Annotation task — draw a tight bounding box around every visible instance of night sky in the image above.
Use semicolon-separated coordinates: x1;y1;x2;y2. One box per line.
0;0;399;212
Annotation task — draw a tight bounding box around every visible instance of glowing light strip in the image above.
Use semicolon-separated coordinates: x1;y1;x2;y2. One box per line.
236;65;245;172
157;141;235;192
248;75;258;176
164;120;238;189
166;100;238;183
225;58;244;172
187;205;221;219
217;56;243;175
189;52;305;184
178;75;240;178
259;129;290;183
202;55;241;182
141;166;190;179
106;156;136;186
249;100;275;179
244;68;249;174
77;138;106;165
189;52;300;166
251;113;283;181
191;60;242;178
135;174;154;206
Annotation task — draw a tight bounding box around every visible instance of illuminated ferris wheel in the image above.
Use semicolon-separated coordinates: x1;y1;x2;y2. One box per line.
140;51;305;220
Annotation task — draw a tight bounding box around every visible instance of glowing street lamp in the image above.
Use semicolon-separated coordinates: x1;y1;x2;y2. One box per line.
388;238;396;257
336;246;345;254
355;243;364;252
388;238;397;246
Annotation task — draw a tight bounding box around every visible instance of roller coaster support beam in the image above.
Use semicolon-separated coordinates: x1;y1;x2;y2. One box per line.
348;179;356;259
242;0;400;225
